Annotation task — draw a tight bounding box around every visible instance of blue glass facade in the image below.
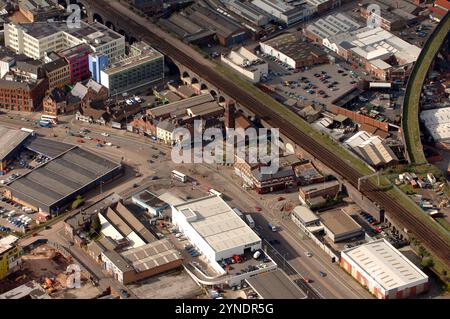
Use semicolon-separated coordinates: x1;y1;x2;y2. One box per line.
89;54;109;82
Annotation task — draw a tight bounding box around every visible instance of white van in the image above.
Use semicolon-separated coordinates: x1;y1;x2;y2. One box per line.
245;215;255;228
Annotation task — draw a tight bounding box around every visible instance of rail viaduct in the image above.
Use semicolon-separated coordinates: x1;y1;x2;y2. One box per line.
55;0;450;266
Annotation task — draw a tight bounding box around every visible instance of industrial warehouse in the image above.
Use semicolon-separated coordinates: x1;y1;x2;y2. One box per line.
4;139;123;214
172;195;262;270
0;126;33;172
341;239;429;299
0;0;447;302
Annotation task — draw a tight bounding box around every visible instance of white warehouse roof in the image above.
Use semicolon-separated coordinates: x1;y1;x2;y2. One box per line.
342;239;428;291
420;107;450;141
173;195;261;253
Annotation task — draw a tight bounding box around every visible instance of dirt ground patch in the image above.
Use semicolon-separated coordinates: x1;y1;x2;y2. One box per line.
0;245;100;299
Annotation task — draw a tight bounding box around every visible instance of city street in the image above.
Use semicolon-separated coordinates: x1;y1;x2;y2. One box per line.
192;165;373;299
0;112;372;299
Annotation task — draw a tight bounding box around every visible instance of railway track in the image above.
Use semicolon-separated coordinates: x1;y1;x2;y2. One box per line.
96;1;450;266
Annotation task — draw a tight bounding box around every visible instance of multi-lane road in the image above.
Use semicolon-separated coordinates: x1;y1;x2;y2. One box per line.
89;0;450;267
0;112;372;298
205;168;372;299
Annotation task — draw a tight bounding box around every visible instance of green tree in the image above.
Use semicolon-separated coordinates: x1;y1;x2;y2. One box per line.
421;257;434;268
71;195;85;209
418;245;429;258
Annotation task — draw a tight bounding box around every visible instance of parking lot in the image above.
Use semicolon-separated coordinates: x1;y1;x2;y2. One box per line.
263;61;360;107
0;196;37;234
393;19;438;48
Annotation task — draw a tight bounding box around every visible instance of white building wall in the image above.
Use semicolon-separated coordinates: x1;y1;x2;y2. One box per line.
101;252;124;283
4;23;126;61
322;38;339;54
99;214;145;248
99;214;124;241
172;207;218;264
259;42;296;68
341;253;387;297
172;206;261;266
341;252;429;298
100;70;110;89
221;55;266;83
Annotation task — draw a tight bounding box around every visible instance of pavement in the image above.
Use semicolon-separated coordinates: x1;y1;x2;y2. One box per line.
0;112;373;299
189;164;373;299
264;61;360;107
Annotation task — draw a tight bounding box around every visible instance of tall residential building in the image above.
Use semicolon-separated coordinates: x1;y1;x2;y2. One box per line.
4;21;126;62
0;235;22;280
58;44;93;84
99;41;164;96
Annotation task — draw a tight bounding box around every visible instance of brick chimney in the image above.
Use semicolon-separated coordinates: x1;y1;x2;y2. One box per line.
225;100;236;130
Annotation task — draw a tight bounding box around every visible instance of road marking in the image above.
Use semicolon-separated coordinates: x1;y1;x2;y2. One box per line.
280;221;370;298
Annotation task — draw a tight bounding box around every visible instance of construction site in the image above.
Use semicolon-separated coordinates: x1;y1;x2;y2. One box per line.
0;244;101;299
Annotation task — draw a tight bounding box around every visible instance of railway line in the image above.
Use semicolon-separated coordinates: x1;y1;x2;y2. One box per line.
95;0;450;266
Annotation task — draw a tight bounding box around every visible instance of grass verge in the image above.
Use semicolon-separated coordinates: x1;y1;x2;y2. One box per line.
402;15;450;164
215;64;374;175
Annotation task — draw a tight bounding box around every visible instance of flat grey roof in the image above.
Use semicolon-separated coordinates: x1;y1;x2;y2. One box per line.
7;146;121;208
25;137;75;159
102;201;157;244
263;34;327;61
0;280;51;299
293;206;319;224
149;94;214;118
246;270;307;299
319;209;362;235
0;126;30;161
103;250;132;273
133;190;167;209
121;239;182;272
10;21;123;47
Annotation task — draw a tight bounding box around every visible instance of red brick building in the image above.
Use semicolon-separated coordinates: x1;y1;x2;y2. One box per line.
0;78;48;112
58;44;93;84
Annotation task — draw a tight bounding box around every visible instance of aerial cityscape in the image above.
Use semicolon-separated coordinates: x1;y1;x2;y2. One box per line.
0;0;449;305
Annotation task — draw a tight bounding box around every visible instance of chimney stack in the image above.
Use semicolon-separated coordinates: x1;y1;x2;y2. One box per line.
225;100;236;130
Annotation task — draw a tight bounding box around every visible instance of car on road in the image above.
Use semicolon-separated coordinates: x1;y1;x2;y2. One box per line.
101;132;109;137
303;278;314;283
305;252;313;257
319;271;327;277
